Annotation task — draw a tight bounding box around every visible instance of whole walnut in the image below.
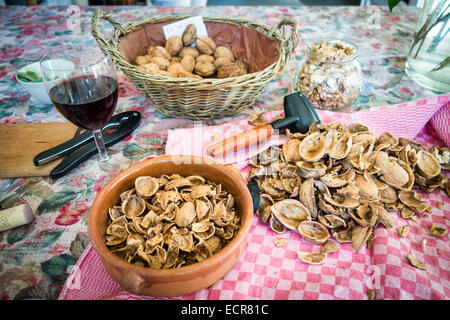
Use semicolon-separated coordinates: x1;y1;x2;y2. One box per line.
151;46;171;60
213;57;231;70
217;62;246;78
135;55;151;66
182;72;202;79
179;46;200;58
147;45;156;56
196;36;216;55
180;55;195;73
235;58;249;72
196;54;215;64
154;70;172;77
182;24;197;46
140;63;160;74
214;46;235;62
165;35;183;57
167;63;186;77
194;60;216;77
150;56;170;70
168;63;201;79
169;56;182;65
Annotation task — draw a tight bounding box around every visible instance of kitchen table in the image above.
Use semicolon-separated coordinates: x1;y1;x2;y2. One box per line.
0;4;448;300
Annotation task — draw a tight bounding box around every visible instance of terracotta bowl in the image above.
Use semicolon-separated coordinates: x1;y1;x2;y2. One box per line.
88;155;253;297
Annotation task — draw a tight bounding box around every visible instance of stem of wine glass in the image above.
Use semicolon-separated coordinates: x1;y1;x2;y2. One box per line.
92;129;110;162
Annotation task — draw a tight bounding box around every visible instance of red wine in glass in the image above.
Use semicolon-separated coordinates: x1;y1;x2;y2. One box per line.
41;51;119;162
49;75;118;131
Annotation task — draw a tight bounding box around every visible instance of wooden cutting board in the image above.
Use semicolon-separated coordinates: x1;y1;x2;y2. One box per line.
0;122;79;178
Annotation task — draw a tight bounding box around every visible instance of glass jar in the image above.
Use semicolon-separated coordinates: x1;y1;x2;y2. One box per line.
292;39;362;111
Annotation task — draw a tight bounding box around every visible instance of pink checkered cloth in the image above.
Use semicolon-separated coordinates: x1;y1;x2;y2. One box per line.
59;95;450;300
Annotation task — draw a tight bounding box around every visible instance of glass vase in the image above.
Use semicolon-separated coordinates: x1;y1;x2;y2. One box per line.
405;0;450;93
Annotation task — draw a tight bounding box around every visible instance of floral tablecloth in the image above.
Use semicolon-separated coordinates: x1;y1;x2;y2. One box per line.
0;4;445;300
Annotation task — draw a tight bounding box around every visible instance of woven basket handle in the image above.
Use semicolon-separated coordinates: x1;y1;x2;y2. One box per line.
270;18;299;56
91;10;126;57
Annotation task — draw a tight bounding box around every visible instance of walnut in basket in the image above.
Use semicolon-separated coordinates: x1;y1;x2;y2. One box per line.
214;46;235;62
182;23;197;46
150;56;170;70
180;55;195;73
214;57;231;70
217;62;246;78
194;60;216;78
166;35;183;56
196;36;216;55
168;63;201;79
179;46;200;58
197;54;215;64
135;55;152;65
150;46;171;60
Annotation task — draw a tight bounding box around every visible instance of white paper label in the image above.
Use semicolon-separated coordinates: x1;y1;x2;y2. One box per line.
162;15;208;41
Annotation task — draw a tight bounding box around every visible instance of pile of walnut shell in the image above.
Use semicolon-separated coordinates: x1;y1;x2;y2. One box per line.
134;24;249;79
105;174;240;269
248;122;449;257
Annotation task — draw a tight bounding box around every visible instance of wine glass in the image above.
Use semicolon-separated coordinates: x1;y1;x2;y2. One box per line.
40;47;118;162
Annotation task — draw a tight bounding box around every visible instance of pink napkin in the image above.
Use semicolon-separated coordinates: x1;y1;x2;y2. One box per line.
59;95;450;300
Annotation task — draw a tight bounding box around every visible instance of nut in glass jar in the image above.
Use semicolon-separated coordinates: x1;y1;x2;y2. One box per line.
292;39;362;111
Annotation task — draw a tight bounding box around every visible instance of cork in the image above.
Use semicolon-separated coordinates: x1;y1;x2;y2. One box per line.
0;204;35;232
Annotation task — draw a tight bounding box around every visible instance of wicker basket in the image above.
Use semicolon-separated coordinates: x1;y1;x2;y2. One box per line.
91;10;298;120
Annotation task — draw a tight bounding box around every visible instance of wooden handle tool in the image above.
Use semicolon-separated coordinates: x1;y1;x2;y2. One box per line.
207;124;274;158
207;92;320;159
